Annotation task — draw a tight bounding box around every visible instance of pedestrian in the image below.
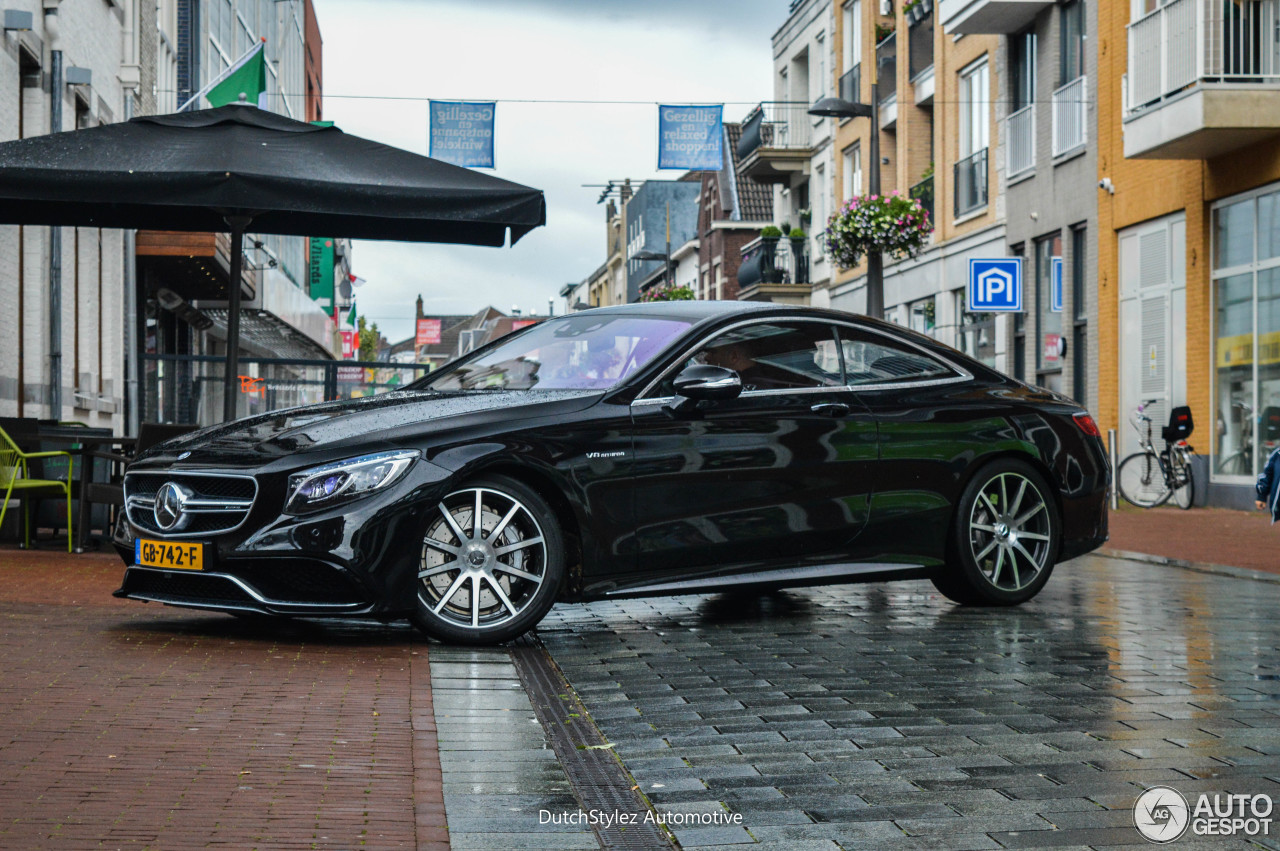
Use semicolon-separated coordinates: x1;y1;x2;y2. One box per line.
1256;444;1280;523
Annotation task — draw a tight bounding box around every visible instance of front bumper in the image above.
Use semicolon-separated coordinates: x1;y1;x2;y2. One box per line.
113;457;455;617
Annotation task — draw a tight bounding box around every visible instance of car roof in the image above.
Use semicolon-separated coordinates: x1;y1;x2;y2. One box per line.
569;301;803;321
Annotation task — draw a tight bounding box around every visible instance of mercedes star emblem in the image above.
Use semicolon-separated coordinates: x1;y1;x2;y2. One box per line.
153;482;194;532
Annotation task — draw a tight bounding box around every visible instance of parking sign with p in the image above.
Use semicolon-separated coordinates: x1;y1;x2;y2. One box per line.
968;257;1024;313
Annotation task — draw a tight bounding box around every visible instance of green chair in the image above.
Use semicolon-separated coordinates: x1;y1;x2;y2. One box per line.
0;424;73;552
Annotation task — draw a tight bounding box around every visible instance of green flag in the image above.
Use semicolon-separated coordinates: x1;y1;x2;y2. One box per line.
347;302;358;328
205;41;268;108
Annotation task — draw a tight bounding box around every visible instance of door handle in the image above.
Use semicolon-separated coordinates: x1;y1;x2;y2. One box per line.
811;402;851;417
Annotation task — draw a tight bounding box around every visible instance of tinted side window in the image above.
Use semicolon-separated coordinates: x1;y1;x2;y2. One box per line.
838;329;957;385
655;322;843;396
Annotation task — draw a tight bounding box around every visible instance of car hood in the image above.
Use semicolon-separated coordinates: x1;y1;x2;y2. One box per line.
136;389;603;467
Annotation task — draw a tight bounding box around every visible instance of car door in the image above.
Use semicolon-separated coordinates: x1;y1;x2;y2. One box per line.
836;325;983;565
625;319;878;580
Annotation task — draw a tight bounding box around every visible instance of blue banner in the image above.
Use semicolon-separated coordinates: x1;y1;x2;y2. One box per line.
657;105;723;170
1051;257;1064;312
429;101;496;168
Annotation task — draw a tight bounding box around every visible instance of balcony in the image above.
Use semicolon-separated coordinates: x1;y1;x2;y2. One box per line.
1006;103;1035;178
909;10;936;105
877;32;898;129
840;63;861;104
737;235;812;303
1125;0;1280;158
954;147;988;218
938;0;1054;35
1052;76;1087;156
736;102;815;184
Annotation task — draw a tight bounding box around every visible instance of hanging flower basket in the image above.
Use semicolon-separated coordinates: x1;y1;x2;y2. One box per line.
823;190;932;269
639;283;696;302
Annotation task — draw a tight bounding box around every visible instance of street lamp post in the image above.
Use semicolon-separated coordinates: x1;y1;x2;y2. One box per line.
809;91;883;319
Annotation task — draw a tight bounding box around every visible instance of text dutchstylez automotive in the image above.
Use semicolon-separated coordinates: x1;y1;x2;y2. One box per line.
114;302;1109;644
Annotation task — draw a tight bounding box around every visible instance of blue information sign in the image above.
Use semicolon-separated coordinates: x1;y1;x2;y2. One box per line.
967;258;1024;313
1050;257;1064;312
657;105;724;170
429;101;496;168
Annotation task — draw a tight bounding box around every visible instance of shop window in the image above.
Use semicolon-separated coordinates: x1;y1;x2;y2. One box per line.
1035;233;1064;392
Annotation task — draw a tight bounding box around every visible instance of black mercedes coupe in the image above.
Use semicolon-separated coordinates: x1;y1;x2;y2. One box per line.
114;302;1108;644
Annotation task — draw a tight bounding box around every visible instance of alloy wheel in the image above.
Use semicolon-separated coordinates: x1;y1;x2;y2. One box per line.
418;487;548;631
967;472;1053;592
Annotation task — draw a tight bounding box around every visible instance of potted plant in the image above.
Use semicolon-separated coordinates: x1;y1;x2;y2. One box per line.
824;190;932;269
758;226;784;283
875;22;895;44
788;228;810;285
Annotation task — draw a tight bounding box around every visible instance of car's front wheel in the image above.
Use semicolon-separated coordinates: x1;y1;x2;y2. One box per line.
410;475;564;645
932;460;1059;606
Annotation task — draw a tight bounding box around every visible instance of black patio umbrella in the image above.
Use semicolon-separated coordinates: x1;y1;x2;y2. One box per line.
0;105;546;420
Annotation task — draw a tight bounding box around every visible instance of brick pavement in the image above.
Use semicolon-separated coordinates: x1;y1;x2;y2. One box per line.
1107;504;1278;576
537;554;1280;851
0;547;447;850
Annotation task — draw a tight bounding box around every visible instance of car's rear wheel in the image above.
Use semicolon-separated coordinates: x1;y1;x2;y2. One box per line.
932;460;1059;606
410;476;564;645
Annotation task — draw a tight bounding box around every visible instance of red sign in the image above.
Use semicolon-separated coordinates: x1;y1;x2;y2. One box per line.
336;366;365;382
511;319;537;331
340;329;359;359
1043;333;1062;363
417;318;442;346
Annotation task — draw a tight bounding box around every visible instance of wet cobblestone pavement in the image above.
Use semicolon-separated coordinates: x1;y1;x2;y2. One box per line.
537;554;1280;851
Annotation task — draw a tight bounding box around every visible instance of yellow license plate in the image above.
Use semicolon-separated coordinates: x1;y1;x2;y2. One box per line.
135;539;204;571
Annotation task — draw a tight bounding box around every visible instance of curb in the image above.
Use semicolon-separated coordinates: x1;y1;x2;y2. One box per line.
1097;547;1280;585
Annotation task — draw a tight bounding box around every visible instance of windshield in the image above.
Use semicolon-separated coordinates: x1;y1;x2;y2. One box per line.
412;314;692;391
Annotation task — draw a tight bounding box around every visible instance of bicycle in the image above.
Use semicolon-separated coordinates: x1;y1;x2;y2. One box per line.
1117;400;1196;510
1217;401;1254;475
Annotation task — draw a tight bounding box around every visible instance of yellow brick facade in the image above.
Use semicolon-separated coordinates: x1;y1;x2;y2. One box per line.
1096;1;1280;437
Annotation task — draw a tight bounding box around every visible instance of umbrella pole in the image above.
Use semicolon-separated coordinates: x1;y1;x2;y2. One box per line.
222;216;252;423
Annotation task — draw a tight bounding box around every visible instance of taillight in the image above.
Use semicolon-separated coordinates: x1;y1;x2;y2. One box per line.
1073;411;1101;437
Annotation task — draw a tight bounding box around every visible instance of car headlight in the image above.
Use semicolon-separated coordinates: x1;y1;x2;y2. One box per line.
284;450;419;515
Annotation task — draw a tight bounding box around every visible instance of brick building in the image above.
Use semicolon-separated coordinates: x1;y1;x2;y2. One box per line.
1097;0;1280;509
697;122;773;301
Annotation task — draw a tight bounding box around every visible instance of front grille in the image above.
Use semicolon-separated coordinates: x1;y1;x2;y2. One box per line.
124;471;258;538
123;570;255;608
234;561;365;604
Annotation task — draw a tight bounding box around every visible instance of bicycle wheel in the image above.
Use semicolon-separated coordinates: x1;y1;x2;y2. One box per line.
1118;452;1171;508
1172;453;1195;509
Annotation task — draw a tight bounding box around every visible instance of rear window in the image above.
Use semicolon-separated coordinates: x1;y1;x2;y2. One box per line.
838;330;957;385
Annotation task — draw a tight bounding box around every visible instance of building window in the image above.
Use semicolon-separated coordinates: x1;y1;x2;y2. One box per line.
843;0;862;69
843;144;862;200
1071;226;1088;406
1060;0;1086;86
908;295;936;337
1010;29;1036;111
1035;233;1064;391
1212;184;1280;479
956;290;997;368
816;32;827;101
955;57;990;217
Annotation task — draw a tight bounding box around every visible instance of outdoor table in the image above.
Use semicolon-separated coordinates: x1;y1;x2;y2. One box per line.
34;431;137;552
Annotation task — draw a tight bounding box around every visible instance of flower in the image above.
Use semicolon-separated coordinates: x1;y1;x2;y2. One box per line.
824;192;933;269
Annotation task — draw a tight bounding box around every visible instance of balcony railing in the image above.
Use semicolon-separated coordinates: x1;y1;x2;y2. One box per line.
1128;0;1280;111
737;235;811;289
1007;103;1035;177
1052;76;1087;155
954;147;988;217
840;63;861;103
736;102;813;161
909;11;934;80
909;175;934;224
877;32;897;104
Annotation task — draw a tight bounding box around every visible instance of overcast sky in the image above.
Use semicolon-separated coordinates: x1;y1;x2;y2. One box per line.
311;0;782;344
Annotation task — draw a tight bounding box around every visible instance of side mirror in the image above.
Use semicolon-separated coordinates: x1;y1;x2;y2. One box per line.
672;364;742;402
